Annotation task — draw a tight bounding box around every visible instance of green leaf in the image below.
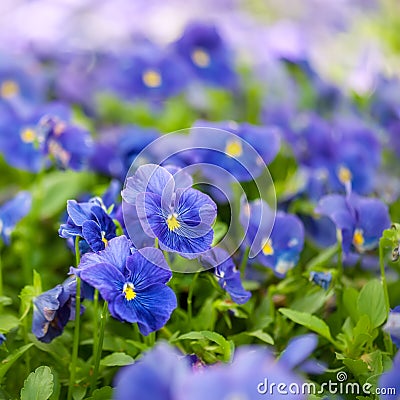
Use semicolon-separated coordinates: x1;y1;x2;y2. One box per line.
357;279;387;328
86;387;113;400
0;314;19;334
21;366;54;400
100;352;134;367
343;287;360;323
0;296;12;306
176;331;233;362
279;308;334;343
246;330;274;345
306;244;338;269
211;221;228;246
38;170;95;219
20;270;42;320
0;344;34;380
72;385;86;400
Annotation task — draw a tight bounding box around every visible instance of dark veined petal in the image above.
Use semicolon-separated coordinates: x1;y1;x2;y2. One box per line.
76;236;132;276
66;200;93;226
79;262;125;303
175;187;217;226
125;248;172;290
90;205;117;240
135;192;165;239
112;284;177;335
82;220;105;252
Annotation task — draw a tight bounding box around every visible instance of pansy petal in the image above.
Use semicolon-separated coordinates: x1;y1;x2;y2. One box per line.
126;248;172;289
113;284;177;335
66;200;93;226
82;220;105;252
164;165;193;189
123;201;155;248
352;195;391;244
90;205;117;240
176;188;217;226
122;164;174;207
77;236;132;275
279;334;318;369
135;192;164;239
79;263;125;302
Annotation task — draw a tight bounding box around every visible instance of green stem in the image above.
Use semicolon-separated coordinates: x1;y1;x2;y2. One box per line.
23;317;31;374
92;289;99;360
379;241;390;313
67;237;82;400
187;272;199;327
90;301;108;394
240;246;250;280
379;241;393;355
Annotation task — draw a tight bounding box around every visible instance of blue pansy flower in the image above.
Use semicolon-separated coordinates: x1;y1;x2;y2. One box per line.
309;271;332;290
315;193;391;254
279;334;326;375
240;199;304;277
181;346;306;400
111;40;190;101
123;164;217;257
0;191;32;245
89;125;159;180
383;306;400;348
200;247;251;304
174;21;237;89
378;350;400;400
74;236;177;335
114;342;189;400
39;114;93;171
190;120;280;182
32;276;80;343
0;334;5;345
59;197;116;252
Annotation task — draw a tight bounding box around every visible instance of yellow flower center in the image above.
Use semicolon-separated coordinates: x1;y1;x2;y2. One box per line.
20;128;36;143
142;69;162;88
338;166;352;184
166;213;180;231
1;80;19;98
262;238;274;256
353;229;365;248
101;231;108;247
123;282;136;301
225;140;243;157
191;48;211;68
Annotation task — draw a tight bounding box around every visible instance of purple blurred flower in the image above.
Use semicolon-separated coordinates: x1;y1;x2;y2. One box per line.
315;193;391;254
0;191;32;245
240;199;304;277
383;306;400;348
173;21;237;89
114;342;188;400
378;350;400;400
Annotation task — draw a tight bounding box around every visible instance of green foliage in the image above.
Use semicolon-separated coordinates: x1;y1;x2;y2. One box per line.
20;366;54;400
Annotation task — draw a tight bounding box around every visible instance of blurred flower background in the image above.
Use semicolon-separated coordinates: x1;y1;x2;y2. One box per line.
1;0;400;399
